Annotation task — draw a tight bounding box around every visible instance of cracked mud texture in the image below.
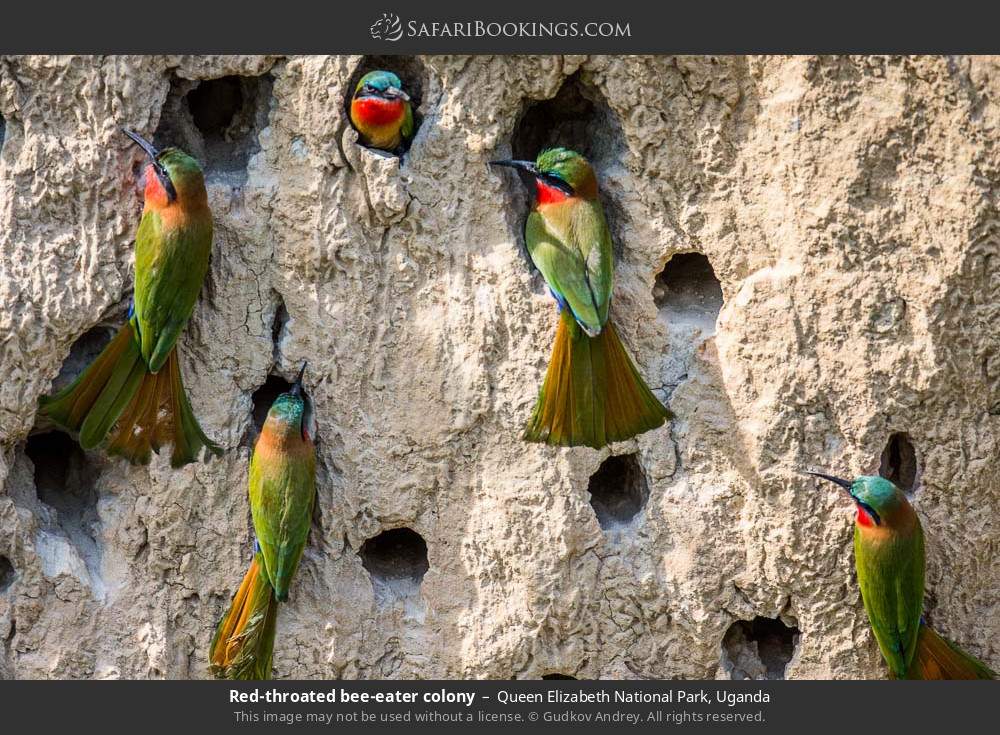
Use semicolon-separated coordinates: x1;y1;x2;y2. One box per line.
0;55;998;679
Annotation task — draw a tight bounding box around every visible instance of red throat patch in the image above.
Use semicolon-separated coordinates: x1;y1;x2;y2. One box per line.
352;97;405;127
856;506;875;527
535;178;571;205
143;163;170;209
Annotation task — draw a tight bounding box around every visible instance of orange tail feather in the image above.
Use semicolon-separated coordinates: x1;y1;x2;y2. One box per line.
905;623;996;679
210;553;278;680
40;324;138;433
524;310;672;449
105;361;170;465
41;322;220;467
103;347;221;467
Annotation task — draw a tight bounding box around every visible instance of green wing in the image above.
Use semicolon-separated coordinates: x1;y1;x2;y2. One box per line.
248;443;316;601
401;102;414;141
855;524;925;677
525;200;613;335
133;209;213;372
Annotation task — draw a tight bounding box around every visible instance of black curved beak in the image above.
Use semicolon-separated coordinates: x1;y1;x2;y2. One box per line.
290;361;307;397
383;85;410;102
123;128;159;161
489;159;575;196
805;470;879;524
489;159;538;176
804;471;853;492
124;128;176;202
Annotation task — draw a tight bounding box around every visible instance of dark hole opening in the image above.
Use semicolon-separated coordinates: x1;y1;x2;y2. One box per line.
654;252;724;333
25;431;97;510
587;453;649;529
187;77;243;137
250;374;293;436
24;431;101;569
345;56;426;155
542;673;577;680
721;616;799;680
359;528;429;584
0;113;6;151
879;432;917;494
512;72;622;168
0;556;14;593
154;73;272;182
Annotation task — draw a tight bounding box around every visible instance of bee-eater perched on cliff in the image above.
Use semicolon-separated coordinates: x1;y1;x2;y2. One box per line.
210;364;316;680
490;148;672;449
349;70;413;152
39;129;220;468
808;472;995;679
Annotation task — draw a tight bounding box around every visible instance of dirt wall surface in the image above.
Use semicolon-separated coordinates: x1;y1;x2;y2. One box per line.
0;55;997;679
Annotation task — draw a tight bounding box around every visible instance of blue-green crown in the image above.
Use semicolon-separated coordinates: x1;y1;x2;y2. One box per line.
849;476;905;522
356;70;403;94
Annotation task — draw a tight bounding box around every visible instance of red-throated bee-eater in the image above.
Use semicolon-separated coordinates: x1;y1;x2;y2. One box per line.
349;70;413;152
39;129;220;467
808;472;995;679
210;364;316;680
490;148;672;449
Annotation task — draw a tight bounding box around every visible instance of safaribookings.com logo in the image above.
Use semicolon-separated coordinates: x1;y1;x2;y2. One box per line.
370;13;631;41
370;13;404;41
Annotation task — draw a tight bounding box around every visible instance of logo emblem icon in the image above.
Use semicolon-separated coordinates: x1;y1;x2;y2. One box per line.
370;13;403;41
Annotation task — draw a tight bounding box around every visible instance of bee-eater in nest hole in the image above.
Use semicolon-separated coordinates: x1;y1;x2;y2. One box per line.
490;148;672;449
210;364;316;680
808;472;995;679
39;129;221;468
349;70;413;153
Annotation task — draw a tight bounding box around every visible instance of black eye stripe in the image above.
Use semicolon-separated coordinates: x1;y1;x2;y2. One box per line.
154;163;177;201
859;501;882;525
542;172;574;194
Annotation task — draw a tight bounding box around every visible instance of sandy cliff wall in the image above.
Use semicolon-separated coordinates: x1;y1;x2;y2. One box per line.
0;55;997;679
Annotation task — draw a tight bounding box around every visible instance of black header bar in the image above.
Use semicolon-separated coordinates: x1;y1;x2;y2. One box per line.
1;1;999;54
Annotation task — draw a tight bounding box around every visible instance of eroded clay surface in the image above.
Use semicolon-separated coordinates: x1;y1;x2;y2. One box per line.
0;55;997;679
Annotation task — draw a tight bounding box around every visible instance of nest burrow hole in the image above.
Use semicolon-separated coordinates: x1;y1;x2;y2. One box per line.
721;616;800;680
654;252;724;335
359;527;429;594
154;73;272;183
542;673;577;680
879;432;917;494
0;556;14;593
587;453;649;530
511;72;624;171
250;374;293;438
345;56;426;155
24;431;100;552
0;112;7;151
